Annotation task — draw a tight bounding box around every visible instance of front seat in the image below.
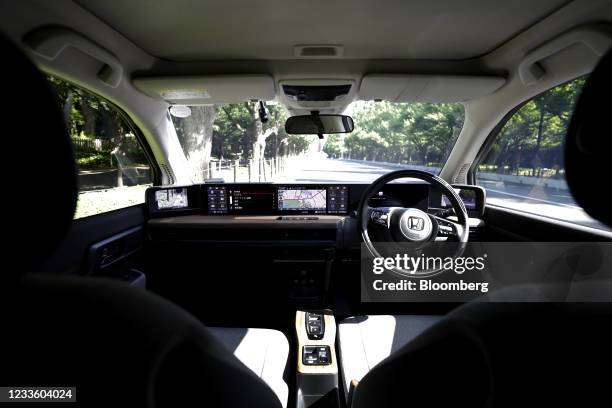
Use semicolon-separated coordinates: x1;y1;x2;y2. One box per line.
339;48;612;408
0;32;288;407
338;314;442;396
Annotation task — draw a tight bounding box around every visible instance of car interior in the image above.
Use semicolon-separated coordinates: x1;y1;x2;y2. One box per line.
1;0;612;407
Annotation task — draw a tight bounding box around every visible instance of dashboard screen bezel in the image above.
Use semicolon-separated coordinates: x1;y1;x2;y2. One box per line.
202;184;350;215
146;185;201;218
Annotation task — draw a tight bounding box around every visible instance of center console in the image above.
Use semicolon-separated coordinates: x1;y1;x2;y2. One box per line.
146;184;354;308
295;310;339;407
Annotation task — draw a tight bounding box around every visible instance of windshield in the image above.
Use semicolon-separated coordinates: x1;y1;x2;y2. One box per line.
171;101;464;183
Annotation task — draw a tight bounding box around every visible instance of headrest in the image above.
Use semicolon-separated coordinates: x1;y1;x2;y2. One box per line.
565;48;612;227
2;32;77;280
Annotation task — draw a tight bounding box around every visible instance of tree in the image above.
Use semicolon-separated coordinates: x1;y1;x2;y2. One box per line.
334;100;464;165
479;76;586;177
530;80;580;175
323;134;343;158
245;102;275;165
172;101;315;181
176;106;217;182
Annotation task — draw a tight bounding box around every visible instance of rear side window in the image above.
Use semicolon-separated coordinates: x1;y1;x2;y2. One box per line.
476;76;609;231
47;75;153;219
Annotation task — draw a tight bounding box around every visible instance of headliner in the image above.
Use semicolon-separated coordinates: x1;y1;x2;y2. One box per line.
76;0;570;61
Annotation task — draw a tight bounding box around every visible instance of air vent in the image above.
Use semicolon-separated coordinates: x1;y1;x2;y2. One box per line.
294;45;344;58
453;163;471;184
469;226;484;242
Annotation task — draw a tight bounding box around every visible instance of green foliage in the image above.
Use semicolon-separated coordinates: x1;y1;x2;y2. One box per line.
323;77;583;174
480;76;585;177
119;137;150;166
324;101;464;165
47;75;151;172
323;134;343;157
75;152;110;169
47;75;125;140
211;103;251;159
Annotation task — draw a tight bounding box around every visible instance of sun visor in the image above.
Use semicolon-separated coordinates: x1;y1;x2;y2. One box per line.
359;75;506;103
132;75;275;104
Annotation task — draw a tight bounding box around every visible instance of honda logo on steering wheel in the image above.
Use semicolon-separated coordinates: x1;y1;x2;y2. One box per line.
407;216;425;231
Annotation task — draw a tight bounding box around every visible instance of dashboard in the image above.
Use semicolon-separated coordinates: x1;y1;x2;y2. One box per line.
147;183;484;218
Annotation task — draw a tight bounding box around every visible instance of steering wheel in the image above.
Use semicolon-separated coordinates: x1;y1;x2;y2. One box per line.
358;170;469;277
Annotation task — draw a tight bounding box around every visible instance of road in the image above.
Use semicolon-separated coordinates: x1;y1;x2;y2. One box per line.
278;157;608;230
281;157;409;183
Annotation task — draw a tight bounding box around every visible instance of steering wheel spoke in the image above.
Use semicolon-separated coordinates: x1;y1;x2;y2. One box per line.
368;206;395;228
431;214;465;241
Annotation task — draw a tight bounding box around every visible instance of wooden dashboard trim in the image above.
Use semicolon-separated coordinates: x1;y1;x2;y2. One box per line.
148;215;347;229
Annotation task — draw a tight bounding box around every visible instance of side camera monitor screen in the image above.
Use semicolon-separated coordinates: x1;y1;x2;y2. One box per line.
278;188;327;213
441;188;476;210
155;188;189;210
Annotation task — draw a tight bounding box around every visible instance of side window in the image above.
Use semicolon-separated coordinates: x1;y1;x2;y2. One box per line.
47;75;153;219
476;76;608;230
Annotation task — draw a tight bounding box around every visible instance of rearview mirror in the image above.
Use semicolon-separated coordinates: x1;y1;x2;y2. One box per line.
285;114;354;135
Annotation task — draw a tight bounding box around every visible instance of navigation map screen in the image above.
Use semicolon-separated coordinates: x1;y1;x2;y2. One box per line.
278;188;327;213
155;188;189;210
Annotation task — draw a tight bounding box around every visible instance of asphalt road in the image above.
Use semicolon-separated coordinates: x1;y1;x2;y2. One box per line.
282;157;419;183
279;157;608;230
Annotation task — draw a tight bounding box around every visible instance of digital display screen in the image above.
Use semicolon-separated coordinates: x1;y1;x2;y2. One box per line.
278;188;327;213
327;186;349;214
441;188;477;210
207;186;228;214
369;184;429;210
201;184;351;215
229;187;276;213
155;188;189;210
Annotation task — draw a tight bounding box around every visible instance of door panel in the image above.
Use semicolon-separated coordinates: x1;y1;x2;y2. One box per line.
39;205;146;277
